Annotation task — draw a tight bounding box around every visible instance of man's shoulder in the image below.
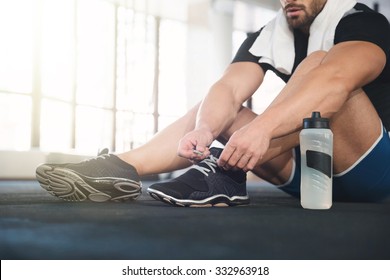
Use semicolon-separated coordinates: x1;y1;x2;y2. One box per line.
335;2;390;46
341;3;389;23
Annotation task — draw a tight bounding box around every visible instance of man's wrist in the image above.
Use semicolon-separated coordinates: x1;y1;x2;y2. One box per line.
195;124;216;140
252;114;275;137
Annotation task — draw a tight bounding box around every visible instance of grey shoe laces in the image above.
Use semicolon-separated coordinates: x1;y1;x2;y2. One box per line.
192;155;218;176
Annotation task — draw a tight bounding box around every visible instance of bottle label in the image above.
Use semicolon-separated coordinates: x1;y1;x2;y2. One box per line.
306;150;332;178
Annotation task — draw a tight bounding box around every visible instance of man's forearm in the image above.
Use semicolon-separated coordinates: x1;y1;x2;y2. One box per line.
195;81;242;139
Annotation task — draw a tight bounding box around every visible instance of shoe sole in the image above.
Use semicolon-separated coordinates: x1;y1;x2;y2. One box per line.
147;188;249;207
36;164;142;202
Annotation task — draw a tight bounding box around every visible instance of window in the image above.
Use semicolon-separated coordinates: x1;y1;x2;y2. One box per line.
0;0;33;151
158;19;187;130
0;94;32;151
0;0;187;154
115;8;157;151
40;0;75;151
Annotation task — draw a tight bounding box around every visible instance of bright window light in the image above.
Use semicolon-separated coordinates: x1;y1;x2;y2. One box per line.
158;19;187;119
0;0;221;154
76;105;113;154
116;111;154;151
0;93;31;151
116;9;156;113
0;0;33;93
40;99;72;151
41;0;75;101
76;0;115;108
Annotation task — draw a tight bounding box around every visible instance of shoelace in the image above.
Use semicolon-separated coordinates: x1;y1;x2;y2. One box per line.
192;155;219;176
74;151;110;166
98;148;109;156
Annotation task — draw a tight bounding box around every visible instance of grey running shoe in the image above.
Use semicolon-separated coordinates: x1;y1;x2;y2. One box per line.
148;147;249;207
36;152;141;202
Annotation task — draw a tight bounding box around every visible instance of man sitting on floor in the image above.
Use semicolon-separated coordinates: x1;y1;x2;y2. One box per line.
36;0;390;206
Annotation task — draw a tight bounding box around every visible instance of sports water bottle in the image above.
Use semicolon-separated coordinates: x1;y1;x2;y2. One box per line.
300;112;333;210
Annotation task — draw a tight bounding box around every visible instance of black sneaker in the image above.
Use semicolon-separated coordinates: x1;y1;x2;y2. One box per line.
147;147;249;207
36;152;141;202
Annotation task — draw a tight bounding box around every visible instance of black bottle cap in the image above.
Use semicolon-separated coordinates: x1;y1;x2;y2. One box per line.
303;112;330;129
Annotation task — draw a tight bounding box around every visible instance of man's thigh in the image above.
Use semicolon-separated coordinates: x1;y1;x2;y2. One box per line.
331;89;382;174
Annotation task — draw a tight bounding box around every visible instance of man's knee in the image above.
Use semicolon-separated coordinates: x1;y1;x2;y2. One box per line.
252;150;295;185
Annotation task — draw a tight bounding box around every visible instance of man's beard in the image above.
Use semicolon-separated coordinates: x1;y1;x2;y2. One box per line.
287;10;316;32
285;1;325;33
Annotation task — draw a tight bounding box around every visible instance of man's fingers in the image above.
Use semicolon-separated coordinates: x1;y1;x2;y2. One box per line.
177;141;197;159
219;143;260;171
236;154;251;169
243;155;260;172
218;145;236;168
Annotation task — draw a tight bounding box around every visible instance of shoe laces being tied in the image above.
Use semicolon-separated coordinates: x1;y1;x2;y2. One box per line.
192;155;219;176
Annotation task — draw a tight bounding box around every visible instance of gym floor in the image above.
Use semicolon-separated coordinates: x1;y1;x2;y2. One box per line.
0;180;389;260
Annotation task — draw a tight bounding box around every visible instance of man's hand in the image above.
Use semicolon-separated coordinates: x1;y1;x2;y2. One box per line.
218;122;271;172
177;128;214;161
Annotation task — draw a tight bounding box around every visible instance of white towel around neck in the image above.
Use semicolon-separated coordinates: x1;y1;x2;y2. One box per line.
249;0;357;75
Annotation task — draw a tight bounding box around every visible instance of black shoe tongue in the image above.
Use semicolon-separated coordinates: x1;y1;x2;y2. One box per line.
205;147;247;184
176;169;209;192
209;147;223;158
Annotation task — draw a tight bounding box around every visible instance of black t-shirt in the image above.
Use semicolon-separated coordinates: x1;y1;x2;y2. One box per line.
232;3;390;130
